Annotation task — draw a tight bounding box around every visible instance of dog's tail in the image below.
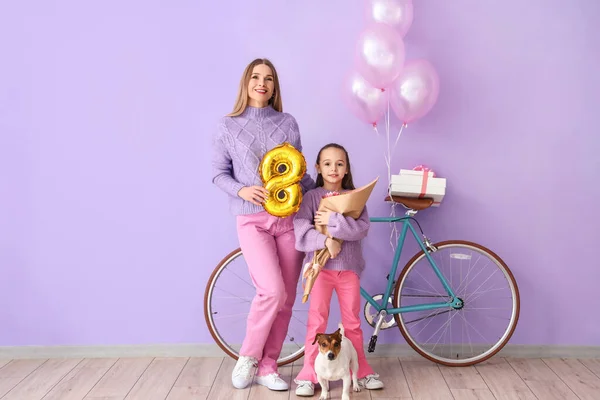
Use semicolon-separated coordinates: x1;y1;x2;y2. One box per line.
338;322;345;336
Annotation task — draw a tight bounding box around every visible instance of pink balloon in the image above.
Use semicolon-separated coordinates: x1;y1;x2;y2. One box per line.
389;59;440;124
364;0;414;37
355;23;405;90
342;70;389;126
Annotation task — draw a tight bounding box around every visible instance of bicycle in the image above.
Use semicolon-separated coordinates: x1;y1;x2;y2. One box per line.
204;195;520;367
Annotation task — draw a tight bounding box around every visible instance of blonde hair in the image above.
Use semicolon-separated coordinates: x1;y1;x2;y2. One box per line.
226;58;283;117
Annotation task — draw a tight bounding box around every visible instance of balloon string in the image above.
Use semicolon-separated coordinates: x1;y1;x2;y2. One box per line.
383;100;400;252
393;123;405;152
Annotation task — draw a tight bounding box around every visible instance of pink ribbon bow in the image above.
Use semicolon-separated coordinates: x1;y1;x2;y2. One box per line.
412;164;436;177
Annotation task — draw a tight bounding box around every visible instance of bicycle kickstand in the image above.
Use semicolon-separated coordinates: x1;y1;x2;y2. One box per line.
367;310;388;352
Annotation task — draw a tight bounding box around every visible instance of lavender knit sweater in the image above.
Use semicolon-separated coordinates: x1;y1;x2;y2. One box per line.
211;105;316;215
293;187;370;277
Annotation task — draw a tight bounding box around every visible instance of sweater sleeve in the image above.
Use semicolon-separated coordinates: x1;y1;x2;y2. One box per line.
287;115;316;193
211;121;245;197
327;205;370;241
293;192;328;252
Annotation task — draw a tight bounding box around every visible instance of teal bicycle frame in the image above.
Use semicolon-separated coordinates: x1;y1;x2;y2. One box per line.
359;216;462;316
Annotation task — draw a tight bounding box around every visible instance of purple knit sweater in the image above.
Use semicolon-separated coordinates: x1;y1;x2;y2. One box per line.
211;105;316;215
293;186;370;277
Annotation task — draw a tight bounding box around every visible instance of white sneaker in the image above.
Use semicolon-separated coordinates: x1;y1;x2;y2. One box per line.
358;374;384;390
255;373;289;391
295;380;315;396
231;356;257;389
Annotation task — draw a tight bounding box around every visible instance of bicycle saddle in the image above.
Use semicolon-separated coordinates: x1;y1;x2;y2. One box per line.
384;195;434;210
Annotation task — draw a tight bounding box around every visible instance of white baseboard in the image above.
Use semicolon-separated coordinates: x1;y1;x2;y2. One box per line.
0;344;225;359
1;343;599;359
373;344;600;359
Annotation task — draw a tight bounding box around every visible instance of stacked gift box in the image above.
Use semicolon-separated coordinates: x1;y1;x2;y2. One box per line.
389;166;446;207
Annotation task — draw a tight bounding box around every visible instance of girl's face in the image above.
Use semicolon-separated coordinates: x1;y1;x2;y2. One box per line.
247;64;275;108
317;147;348;188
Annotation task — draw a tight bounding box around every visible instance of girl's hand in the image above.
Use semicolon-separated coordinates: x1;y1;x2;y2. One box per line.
238;186;269;206
325;237;342;259
314;210;333;226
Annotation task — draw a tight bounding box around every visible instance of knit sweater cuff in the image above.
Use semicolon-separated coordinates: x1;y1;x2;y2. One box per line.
230;181;245;198
315;232;327;250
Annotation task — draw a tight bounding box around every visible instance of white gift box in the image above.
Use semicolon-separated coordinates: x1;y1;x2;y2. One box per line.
389;169;446;207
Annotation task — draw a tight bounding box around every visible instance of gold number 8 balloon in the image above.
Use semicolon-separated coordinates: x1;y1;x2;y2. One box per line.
259;143;307;217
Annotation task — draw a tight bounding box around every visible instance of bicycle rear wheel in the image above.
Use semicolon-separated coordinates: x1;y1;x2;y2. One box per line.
393;240;520;366
203;248;308;366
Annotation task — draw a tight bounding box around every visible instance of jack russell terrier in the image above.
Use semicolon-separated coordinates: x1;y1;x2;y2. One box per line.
313;323;361;400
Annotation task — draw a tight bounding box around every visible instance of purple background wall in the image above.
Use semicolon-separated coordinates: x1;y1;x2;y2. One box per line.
1;0;599;347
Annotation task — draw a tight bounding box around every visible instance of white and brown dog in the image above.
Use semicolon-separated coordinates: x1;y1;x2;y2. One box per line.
313;323;360;400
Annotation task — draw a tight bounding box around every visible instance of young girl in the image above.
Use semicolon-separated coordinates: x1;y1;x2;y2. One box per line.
293;143;384;396
211;58;315;391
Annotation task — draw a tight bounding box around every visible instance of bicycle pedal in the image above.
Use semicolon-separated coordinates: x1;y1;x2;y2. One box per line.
367;335;378;353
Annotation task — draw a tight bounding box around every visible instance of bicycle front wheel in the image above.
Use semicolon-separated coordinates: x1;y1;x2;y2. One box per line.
203;248;308;366
393;240;520;366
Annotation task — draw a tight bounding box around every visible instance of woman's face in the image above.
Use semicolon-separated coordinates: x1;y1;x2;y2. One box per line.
247;64;275;108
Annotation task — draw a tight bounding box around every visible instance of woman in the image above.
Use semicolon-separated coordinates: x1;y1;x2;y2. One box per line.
211;58;315;391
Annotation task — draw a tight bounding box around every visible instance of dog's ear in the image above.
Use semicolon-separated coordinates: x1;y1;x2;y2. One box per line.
312;333;322;345
331;329;342;343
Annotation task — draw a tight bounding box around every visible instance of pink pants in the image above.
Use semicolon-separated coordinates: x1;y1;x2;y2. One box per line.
295;270;375;383
236;211;303;376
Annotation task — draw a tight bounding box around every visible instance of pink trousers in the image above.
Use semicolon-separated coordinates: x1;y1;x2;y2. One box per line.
236;211;303;376
295;270;375;383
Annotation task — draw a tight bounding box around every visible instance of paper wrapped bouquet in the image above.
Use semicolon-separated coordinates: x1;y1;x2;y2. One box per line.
301;177;378;303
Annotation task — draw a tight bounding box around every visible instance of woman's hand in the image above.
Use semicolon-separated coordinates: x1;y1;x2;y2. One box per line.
238;186;269;206
325;237;342;259
314;210;333;226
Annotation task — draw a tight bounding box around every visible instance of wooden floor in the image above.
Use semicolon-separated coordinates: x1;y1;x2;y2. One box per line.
1;356;599;400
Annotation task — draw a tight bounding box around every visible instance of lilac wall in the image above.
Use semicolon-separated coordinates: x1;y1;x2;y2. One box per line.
1;0;599;347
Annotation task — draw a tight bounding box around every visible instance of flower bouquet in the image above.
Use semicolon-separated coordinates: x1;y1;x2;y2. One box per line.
301;177;378;303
